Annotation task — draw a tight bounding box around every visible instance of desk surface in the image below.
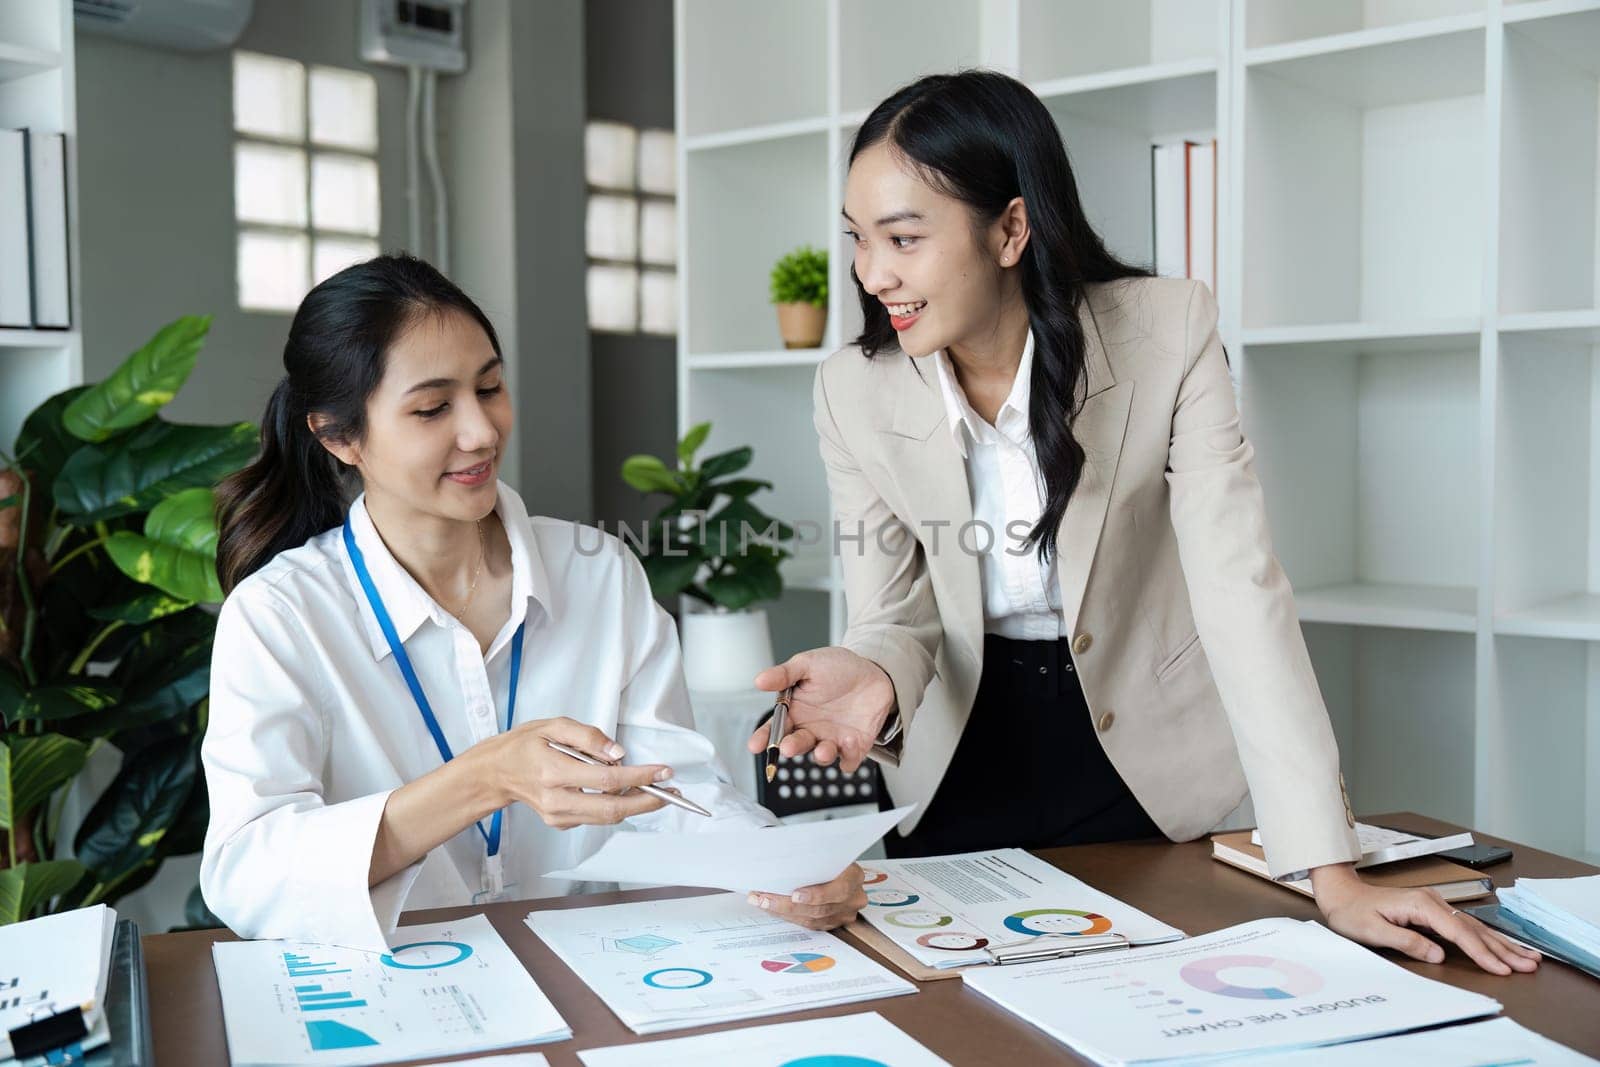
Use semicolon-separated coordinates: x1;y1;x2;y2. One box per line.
144;813;1600;1065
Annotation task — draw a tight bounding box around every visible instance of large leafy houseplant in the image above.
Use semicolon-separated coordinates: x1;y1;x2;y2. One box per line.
0;315;255;925
621;422;795;612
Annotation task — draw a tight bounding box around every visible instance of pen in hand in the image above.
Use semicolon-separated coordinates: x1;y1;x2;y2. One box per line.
544;740;713;818
765;687;792;783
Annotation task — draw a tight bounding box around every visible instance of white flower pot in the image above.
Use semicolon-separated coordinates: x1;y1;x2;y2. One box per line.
680;607;774;693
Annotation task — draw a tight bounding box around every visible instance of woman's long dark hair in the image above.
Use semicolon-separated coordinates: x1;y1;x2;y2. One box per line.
215;253;502;594
850;70;1151;561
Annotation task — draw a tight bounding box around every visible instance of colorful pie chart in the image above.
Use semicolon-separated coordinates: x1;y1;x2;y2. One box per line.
1179;955;1324;1000
1003;908;1113;936
761;952;837;975
916;931;990;952
866;888;919;907
642;967;713;989
861;868;889;885
884;909;953;929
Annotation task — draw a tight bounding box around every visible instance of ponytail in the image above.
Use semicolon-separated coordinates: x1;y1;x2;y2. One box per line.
215;253;502;594
215;378;347;594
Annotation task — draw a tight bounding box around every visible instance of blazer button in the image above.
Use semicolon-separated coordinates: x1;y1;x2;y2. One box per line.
1073;632;1093;655
1097;711;1115;733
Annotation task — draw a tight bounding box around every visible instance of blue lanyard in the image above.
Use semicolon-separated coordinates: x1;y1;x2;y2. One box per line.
343;516;525;856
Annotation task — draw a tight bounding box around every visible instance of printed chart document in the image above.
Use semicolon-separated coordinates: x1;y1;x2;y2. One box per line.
525;891;916;1034
961;917;1501;1065
576;1012;951;1066
0;904;116;1064
545;805;913;895
857;848;1184;969
1243;1017;1597;1066
213;914;570;1066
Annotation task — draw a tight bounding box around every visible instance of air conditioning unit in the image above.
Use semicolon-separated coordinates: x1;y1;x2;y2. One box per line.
75;0;254;52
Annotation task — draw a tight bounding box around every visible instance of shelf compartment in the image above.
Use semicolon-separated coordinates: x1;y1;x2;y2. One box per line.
1244;336;1481;610
1499;5;1600;316
1305;623;1477;826
1484;636;1598;859
680;0;825;138
685;131;829;355
840;0;987;115
0;344;74;456
684;364;832;585
1244;1;1483;53
1243;27;1486;329
1039;70;1218;276
1020;0;1223;84
1295;582;1477;631
1494;329;1600;626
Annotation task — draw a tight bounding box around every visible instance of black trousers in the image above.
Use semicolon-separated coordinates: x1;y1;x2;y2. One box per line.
879;633;1162;859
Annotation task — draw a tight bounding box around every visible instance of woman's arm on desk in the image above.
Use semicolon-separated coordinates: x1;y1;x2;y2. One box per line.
1310;862;1541;975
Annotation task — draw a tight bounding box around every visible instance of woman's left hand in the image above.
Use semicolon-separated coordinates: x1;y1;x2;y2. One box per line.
1311;863;1540;975
747;863;868;931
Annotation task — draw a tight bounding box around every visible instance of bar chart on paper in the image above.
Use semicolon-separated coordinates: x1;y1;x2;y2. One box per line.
212;915;570;1066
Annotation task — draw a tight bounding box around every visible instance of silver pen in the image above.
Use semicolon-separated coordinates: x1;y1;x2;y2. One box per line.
545;740;713;818
765;686;792;784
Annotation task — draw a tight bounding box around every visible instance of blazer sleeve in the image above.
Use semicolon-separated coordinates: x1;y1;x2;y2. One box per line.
1165;281;1362;878
814;358;941;743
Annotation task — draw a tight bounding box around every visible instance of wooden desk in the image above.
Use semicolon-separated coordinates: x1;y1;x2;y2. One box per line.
143;814;1600;1064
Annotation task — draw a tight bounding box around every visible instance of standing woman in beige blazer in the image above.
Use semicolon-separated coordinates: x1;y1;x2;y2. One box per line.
746;70;1535;976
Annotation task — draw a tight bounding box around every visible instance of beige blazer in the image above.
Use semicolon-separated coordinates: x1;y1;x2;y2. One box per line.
815;276;1361;878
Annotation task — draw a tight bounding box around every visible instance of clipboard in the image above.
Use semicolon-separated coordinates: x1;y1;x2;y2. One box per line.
843;917;1135;982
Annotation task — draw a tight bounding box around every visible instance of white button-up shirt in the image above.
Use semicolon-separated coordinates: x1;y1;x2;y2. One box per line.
201;482;772;952
933;332;1068;641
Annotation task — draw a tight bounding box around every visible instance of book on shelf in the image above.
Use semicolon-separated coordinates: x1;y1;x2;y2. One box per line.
24;129;70;329
0;129;28;328
1211;830;1493;903
1150;138;1217;299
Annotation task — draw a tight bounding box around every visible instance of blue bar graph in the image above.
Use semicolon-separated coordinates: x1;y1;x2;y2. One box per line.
301;999;368;1011
283;952;351;978
298;992;359;1002
294;984;321;994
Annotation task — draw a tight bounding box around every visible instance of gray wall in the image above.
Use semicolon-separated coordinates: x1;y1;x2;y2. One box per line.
585;0;678;532
75;0;592;517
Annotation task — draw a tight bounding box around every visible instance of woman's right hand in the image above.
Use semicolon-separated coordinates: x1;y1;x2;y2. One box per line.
485;717;675;828
744;646;897;774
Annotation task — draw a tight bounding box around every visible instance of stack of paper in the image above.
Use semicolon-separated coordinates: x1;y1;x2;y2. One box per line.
961;917;1501;1065
525;891;916;1034
576;1013;951;1066
1243;1018;1596;1066
1499;875;1600;957
1250;822;1475;872
213;913;569;1066
856;848;1184;970
0;905;118;1067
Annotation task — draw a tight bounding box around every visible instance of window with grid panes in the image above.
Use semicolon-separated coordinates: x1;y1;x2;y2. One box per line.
233;52;382;312
585;121;677;335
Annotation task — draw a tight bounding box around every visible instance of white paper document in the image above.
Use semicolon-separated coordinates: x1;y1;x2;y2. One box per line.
961;917;1501;1065
544;804;913;895
859;848;1184;968
525;891;916;1034
0;904;115;1063
213;913;570;1066
576;1012;951;1066
417;1056;552;1067
1244;1017;1597;1065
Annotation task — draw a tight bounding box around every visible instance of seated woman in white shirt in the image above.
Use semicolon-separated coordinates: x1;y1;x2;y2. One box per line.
201;253;864;952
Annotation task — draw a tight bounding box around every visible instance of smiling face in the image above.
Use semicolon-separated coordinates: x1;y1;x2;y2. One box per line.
317;307;512;524
842;140;1028;359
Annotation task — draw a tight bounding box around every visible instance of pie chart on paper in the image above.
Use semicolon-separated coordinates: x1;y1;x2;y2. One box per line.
761;952;837;975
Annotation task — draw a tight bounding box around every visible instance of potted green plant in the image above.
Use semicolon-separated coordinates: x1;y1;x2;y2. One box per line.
621;422;794;692
0;315;254;927
770;244;828;350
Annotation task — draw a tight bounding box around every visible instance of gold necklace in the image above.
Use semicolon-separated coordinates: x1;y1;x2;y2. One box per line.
453;519;486;619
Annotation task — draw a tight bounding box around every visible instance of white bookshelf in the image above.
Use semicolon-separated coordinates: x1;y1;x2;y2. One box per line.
677;0;1600;862
0;0;80;455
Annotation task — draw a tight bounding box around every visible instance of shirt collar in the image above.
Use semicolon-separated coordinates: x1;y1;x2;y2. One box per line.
342;481;549;661
933;329;1035;459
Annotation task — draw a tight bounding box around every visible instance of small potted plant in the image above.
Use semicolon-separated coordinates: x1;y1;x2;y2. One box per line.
621;422;794;692
770;245;828;349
